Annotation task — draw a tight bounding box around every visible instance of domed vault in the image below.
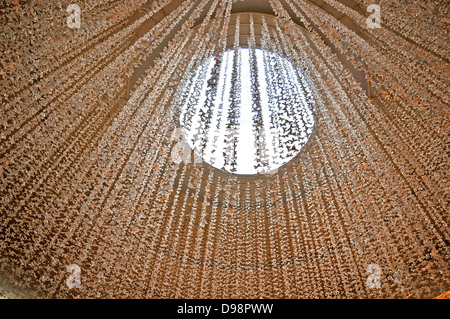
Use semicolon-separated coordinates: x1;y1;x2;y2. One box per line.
0;0;448;299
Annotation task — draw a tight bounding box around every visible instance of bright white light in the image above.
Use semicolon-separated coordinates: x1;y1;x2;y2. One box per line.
180;48;314;175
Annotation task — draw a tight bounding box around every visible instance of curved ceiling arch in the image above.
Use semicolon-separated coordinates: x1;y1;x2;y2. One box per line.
124;0;374;100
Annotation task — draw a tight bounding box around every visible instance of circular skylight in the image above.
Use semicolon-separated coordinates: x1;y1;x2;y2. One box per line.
179;48;315;175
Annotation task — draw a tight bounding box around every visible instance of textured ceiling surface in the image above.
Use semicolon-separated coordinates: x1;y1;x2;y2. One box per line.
0;0;448;299
129;0;370;96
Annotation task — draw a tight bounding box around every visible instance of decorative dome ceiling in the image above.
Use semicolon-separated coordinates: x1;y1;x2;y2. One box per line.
0;0;448;299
